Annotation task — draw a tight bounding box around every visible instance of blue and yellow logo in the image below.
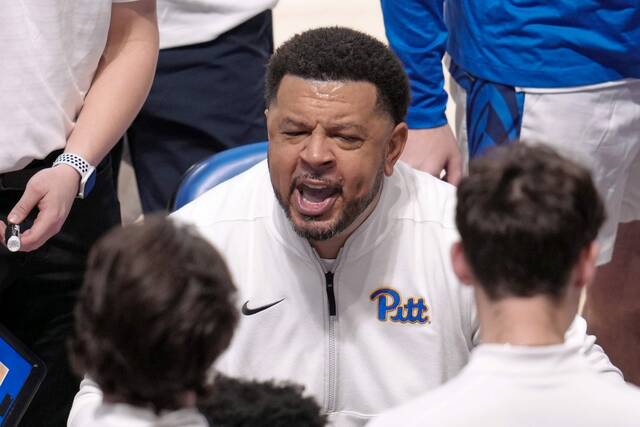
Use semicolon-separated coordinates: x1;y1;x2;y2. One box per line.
370;288;430;324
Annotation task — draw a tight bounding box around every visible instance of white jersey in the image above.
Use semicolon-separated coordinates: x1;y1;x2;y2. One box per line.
170;160;621;426
156;0;277;49
369;342;640;427
0;0;136;173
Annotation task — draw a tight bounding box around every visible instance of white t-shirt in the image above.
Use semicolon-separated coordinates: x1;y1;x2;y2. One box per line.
68;378;208;427
369;342;640;427
0;0;136;174
156;0;277;50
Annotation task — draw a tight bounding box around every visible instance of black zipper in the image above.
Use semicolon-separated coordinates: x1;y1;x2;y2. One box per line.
324;271;337;316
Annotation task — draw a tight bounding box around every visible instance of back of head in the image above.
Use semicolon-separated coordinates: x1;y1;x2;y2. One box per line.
71;215;238;411
455;144;605;300
265;26;410;124
199;374;327;427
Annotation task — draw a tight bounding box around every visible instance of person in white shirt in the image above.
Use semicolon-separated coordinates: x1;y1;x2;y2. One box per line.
71;27;622;427
67;216;238;427
0;2;158;425
122;0;278;213
369;144;640;427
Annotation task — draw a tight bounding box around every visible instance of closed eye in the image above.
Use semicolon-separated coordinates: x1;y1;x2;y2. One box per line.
335;134;362;143
283;130;307;137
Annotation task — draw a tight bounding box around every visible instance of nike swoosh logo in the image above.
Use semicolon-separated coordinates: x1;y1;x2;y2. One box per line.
241;298;285;316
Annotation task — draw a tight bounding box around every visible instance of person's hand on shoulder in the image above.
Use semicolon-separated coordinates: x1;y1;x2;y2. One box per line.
1;165;80;252
400;124;462;186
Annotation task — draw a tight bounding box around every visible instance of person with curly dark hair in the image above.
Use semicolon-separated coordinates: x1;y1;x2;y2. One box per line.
265;26;410;127
199;374;326;427
67;216;238;426
69;27;620;427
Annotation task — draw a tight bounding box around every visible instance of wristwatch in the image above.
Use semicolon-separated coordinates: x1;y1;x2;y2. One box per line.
53;153;97;199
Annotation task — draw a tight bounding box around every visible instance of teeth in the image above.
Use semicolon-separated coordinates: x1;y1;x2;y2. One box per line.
304;183;328;190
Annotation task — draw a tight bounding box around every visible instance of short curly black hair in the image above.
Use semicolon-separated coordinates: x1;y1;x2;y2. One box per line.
70;215;238;412
266;27;410;124
199;374;327;427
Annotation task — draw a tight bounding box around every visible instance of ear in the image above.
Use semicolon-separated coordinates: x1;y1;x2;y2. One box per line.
574;241;599;290
383;122;408;176
265;105;277;142
450;241;476;287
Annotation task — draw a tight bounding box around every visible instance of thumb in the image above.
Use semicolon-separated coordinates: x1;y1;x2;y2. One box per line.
0;221;6;243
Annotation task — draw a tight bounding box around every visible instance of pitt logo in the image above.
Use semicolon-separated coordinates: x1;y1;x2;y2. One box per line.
370;288;430;324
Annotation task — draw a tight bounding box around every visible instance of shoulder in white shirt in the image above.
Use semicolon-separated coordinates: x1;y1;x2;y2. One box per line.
369;341;640;427
68;378;208;427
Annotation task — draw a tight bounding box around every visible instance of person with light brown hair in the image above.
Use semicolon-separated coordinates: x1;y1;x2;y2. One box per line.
371;144;640;427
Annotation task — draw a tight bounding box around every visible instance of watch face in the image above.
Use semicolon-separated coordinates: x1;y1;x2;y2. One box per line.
85;171;97;197
79;168;97;199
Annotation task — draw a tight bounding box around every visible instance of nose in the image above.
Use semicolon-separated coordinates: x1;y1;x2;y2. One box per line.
299;132;335;172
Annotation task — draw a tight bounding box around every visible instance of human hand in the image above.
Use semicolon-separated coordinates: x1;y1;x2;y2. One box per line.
0;166;79;252
400;124;463;186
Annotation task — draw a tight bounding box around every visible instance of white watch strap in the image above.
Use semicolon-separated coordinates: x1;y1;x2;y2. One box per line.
53;153;92;177
53;153;97;198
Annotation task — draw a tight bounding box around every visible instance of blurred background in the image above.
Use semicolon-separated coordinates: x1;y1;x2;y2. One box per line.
272;0;386;45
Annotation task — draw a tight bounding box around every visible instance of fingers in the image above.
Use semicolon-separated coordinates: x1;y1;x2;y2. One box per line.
0;221;6;246
7;167;78;252
444;154;463;186
19;207;65;252
8;181;44;225
429;163;447;179
417;149;463;184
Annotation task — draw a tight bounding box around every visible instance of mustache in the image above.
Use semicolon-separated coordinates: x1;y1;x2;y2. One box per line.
288;174;342;196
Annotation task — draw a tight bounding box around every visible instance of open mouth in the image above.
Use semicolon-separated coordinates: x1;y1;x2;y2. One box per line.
293;181;340;217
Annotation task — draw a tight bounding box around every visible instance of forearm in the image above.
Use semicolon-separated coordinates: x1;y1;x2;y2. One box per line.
66;0;159;166
381;0;448;129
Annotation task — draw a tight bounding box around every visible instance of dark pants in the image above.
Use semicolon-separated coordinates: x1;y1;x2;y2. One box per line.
0;155;121;426
127;10;273;213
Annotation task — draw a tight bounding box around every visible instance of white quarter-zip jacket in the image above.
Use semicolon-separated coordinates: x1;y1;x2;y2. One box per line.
170;160;621;426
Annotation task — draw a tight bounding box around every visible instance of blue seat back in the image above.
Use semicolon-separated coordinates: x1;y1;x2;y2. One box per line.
171;141;268;211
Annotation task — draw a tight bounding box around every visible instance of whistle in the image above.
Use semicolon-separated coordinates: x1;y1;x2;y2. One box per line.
6;223;21;252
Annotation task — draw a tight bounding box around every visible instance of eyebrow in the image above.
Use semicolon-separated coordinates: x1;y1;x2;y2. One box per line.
279;118;312;129
278;118;368;136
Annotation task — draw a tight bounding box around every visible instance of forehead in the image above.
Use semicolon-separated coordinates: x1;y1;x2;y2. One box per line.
272;75;381;120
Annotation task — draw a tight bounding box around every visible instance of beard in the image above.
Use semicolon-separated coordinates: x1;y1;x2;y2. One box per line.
274;165;385;242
